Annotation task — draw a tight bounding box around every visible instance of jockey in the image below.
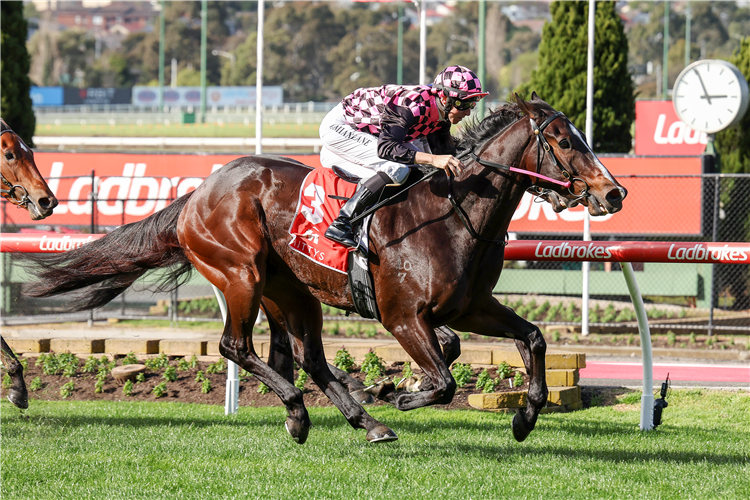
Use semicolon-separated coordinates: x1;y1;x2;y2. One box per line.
319;65;489;248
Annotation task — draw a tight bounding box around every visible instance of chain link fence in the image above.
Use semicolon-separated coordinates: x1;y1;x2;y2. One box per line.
2;173;748;334
499;174;750;335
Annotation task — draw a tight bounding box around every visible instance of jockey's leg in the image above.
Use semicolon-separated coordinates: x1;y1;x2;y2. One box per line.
325;171;391;248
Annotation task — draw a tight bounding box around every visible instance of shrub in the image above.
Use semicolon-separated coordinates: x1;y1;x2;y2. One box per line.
136;373;146;383
188;355;199;369
121;352;138;365
195;370;205;383
60;381;75;399
361;350;385;375
333;348;355;373
461;332;471;341
513;371;524;387
689;332;696;344
163;366;177;382
401;361;414;379
201;378;212;394
152;382;167;398
1;374;11;389
29;376;42;392
451;363;473;388
257;382;270;394
206;358;226;375
551;331;561;342
82;356;99;373
19;358;28;371
62;363;77;378
295;369;308;390
482;377;500;393
177;357;190;371
497;361;511;379
364;366;382;386
364;325;378;338
123;380;134;396
145;353;169;370
475;369;491;390
94;379;104;394
626;334;634;346
666;331;676;346
329;322;340;336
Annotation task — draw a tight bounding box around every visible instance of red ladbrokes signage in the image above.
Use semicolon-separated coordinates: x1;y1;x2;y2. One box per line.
634;100;708;155
10;152;704;236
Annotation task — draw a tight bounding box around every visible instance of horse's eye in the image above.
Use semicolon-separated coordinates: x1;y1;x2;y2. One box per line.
559;139;571;149
4;153;13;161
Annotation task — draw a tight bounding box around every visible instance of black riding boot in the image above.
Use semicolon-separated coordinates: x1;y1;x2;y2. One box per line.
325;172;391;248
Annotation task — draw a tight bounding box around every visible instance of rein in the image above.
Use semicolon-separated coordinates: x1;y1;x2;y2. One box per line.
0;129;31;208
449;110;589;244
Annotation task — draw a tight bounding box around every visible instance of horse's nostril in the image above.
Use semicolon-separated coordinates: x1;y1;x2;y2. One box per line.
39;197;53;209
606;188;623;204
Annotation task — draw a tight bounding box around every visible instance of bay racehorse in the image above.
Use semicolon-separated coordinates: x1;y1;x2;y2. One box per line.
1;118;59;409
24;94;626;443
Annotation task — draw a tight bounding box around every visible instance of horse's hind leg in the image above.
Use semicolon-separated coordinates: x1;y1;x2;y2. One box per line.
1;336;29;409
272;292;398;443
450;297;548;442
191;255;311;444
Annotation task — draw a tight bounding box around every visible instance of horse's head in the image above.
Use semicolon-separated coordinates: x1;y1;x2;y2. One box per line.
515;93;627;216
1;120;58;220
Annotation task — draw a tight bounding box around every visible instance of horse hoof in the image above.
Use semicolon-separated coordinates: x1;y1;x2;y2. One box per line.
364;379;395;399
7;391;28;410
285;418;309;445
366;425;398;443
511;412;532;442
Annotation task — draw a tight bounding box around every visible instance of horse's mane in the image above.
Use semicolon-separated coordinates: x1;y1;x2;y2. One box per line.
455;102;524;153
0;119;9;132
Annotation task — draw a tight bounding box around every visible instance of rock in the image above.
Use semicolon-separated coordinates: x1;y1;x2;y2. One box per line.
111;364;147;382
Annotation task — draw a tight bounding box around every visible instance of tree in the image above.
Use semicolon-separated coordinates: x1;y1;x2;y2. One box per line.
517;1;634;153
714;37;750;310
1;1;36;146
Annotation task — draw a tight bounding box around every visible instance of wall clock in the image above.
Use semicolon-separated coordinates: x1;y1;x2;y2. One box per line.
672;59;749;134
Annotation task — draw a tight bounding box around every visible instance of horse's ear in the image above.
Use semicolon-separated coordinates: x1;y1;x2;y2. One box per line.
531;91;540;101
515;93;537;119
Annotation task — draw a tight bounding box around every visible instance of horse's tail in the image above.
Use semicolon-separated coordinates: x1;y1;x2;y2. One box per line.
23;193;194;311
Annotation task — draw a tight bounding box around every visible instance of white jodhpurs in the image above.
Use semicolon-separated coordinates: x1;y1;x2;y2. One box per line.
319;103;428;185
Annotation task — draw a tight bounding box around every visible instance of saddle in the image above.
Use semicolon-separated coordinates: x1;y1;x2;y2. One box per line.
329;165;441;322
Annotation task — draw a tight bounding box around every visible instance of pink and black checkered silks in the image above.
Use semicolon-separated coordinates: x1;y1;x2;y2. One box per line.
342;84;444;141
433;65;489;99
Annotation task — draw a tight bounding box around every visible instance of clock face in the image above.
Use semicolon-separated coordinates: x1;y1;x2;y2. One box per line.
673;59;750;134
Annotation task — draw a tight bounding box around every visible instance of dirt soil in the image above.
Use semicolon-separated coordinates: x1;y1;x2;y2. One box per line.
8;358;533;411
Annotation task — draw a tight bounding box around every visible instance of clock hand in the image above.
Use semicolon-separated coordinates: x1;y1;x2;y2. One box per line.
700;95;728;99
694;69;712;105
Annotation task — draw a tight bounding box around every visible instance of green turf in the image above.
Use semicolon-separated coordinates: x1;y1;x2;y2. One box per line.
35;122;321;138
1;389;748;499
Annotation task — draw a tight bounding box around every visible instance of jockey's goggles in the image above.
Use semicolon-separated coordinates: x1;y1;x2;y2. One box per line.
451;97;479;111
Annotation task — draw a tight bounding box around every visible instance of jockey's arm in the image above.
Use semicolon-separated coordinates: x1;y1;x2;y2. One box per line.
379;104;463;177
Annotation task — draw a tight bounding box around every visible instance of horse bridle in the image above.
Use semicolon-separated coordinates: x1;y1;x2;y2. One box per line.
0;129;31;209
449;111;590;244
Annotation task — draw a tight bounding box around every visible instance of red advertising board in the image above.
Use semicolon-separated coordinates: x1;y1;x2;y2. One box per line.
634;100;708;155
507;156;704;236
7;152;704;237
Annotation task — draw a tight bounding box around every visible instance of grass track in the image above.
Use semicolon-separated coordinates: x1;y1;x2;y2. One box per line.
2;390;749;500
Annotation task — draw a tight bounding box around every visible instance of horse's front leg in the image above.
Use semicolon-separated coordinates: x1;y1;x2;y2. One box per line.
450;297;548;442
1;335;29;409
383;315;457;411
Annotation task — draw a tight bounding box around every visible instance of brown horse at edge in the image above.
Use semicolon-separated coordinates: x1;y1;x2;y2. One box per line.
1;118;58;409
25;94;626;443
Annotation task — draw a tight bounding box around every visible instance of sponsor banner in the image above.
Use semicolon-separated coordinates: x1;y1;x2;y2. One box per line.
634;100;708;155
27;152;321;227
508;156;704;236
30;87;64;107
18;153;702;236
0;233;103;253
132;86;284;107
63;87;132;105
504;240;750;265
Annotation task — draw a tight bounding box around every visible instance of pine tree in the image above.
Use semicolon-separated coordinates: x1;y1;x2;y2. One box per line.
716;38;750;175
516;1;634;153
1;1;36;146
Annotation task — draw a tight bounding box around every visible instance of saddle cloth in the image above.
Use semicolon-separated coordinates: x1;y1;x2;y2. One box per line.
288;167;357;274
